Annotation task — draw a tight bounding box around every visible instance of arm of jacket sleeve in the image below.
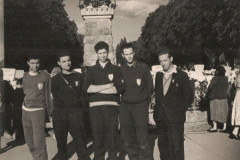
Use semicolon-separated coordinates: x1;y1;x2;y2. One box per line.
79;74;89;112
85;67;114;93
98;86;117;94
46;75;53;116
181;72;194;111
146;67;154;104
113;66;124;94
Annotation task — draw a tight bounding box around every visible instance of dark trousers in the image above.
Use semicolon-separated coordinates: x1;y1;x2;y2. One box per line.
22;109;48;160
13;108;24;140
156;120;184;160
6;107;14;135
53;108;90;160
90;105;118;160
119;101;152;160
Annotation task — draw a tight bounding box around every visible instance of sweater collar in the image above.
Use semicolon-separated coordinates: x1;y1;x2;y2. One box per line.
96;59;111;70
126;61;137;68
28;70;41;76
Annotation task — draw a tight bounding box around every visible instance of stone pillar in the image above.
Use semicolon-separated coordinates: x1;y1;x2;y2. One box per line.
0;0;4;67
80;5;116;66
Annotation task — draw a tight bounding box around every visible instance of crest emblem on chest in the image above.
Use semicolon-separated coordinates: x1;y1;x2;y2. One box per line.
38;83;43;90
136;78;141;86
75;81;79;87
108;74;114;81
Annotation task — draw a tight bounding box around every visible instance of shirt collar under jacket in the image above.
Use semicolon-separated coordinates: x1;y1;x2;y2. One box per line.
96;59;111;70
160;65;177;75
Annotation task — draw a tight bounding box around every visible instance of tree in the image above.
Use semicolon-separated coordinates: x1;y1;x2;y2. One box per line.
213;0;240;64
4;0;84;71
138;0;239;67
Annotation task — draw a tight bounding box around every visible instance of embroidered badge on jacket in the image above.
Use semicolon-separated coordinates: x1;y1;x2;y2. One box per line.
75;81;79;86
172;79;179;87
108;74;113;81
38;83;43;90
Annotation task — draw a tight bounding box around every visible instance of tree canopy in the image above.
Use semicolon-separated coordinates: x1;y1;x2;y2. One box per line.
4;0;84;71
118;0;240;68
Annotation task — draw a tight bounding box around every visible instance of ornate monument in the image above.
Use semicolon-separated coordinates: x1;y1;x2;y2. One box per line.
79;0;117;66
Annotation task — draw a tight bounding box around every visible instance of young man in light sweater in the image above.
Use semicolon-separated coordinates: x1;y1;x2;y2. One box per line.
22;54;53;160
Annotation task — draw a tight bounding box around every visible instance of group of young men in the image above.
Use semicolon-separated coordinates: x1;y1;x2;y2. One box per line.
22;41;194;160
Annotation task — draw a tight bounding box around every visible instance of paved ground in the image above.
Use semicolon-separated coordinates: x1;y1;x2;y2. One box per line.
0;129;240;160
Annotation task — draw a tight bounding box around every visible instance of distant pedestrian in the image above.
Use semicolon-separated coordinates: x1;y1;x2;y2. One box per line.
207;66;229;132
22;54;53;160
230;72;240;140
0;69;7;136
12;79;25;143
3;80;14;139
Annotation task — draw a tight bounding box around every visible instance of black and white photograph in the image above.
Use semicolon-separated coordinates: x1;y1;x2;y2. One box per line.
0;0;240;160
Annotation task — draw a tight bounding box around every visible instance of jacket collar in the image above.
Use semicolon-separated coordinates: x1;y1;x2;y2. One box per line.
160;65;177;75
96;59;111;70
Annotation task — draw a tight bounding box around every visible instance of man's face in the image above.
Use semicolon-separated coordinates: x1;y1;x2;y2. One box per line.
27;59;40;72
158;53;173;72
122;48;135;64
58;56;72;71
96;48;108;63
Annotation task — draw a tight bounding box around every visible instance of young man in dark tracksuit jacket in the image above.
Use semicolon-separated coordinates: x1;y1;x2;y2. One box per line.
85;41;122;160
120;43;153;160
51;53;90;160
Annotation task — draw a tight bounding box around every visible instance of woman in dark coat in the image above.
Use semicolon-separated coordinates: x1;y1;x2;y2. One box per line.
208;66;229;132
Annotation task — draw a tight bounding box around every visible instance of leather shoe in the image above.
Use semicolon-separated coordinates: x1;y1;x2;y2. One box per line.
219;129;227;133
208;129;218;132
229;133;240;140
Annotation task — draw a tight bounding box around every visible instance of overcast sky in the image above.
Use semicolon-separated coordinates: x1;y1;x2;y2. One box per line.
63;0;168;48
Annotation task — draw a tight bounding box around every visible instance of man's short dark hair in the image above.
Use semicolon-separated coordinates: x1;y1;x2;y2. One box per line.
94;41;109;53
157;48;173;58
57;51;71;61
121;43;135;53
27;54;41;62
